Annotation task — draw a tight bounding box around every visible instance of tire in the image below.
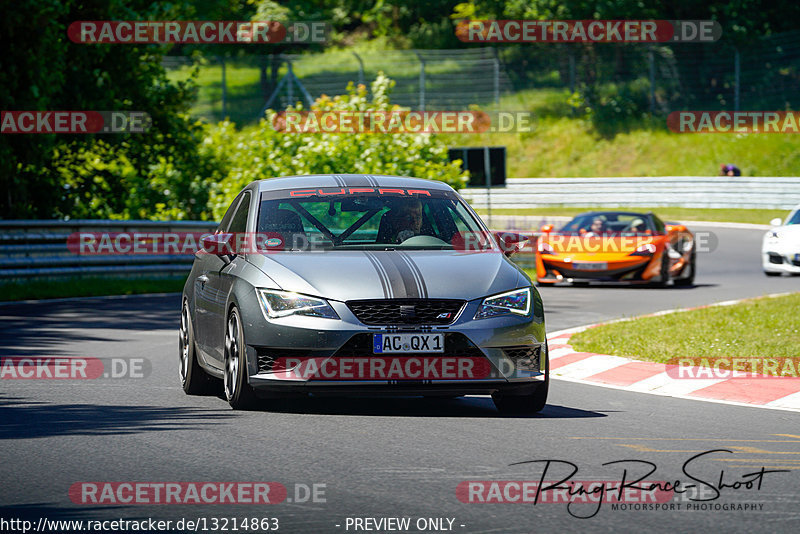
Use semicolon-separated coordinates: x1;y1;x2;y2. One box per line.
764;271;781;277
224;307;260;410
492;341;549;415
179;299;213;395
652;250;670;287
673;250;696;287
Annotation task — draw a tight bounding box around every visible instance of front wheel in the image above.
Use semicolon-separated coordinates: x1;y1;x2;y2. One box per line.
764;271;781;277
651;250;671;287
492;341;549;415
224;307;259;410
674;250;696;287
180;299;213;395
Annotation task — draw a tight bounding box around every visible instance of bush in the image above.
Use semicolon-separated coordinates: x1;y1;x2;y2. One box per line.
204;73;469;219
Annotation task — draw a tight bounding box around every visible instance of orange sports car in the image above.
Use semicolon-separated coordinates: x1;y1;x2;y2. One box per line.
534;211;695;286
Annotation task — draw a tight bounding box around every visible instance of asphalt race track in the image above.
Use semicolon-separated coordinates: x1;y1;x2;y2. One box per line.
2;225;799;533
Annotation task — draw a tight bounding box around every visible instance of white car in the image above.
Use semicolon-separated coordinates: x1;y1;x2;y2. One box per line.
763;206;800;276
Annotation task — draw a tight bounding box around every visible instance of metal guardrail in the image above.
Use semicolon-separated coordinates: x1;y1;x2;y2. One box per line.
0;220;217;279
0;218;543;280
460;177;800;210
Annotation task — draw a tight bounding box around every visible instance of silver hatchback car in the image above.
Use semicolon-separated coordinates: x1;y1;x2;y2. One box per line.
180;175;548;413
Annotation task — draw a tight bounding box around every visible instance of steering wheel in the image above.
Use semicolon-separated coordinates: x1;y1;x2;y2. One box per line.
398;235;449;246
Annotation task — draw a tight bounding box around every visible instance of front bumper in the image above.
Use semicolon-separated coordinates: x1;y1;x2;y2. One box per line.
763;250;800;274
537;256;653;283
237;291;546;396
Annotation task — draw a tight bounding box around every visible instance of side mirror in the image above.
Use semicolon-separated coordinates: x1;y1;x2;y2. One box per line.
666;224;687;233
770;218;783;227
540;224;554;233
494;231;530;257
200;233;235;258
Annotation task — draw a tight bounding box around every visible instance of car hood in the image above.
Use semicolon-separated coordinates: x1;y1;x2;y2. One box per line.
766;225;800;242
247;250;526;301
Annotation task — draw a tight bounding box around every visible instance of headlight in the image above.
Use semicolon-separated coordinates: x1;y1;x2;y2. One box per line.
629;243;656;256
475;288;531;319
256;289;339;319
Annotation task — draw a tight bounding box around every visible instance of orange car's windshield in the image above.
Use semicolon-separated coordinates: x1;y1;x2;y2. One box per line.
559;213;656;235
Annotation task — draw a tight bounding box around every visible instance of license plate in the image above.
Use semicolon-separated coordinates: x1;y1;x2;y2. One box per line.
795;254;800;262
373;333;444;354
572;262;607;271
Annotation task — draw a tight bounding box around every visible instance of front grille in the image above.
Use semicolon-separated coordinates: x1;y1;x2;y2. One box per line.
347;299;465;325
768;253;784;265
256;348;313;373
333;333;484;358
502;345;541;372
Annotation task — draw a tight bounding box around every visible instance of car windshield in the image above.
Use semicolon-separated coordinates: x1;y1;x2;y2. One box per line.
787;211;800;225
558;213;655;235
256;188;493;251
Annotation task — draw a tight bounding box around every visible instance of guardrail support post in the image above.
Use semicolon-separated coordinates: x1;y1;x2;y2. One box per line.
220;56;227;119
353;52;365;86
649;46;655;113
734;48;740;112
483;147;492;228
414;51;426;111
493;47;500;105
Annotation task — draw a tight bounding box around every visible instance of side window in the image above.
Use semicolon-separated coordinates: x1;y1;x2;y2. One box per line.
217;194;242;233
652;215;666;234
228;191;251;233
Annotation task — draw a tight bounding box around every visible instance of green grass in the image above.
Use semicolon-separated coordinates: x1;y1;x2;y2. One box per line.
0;277;186;302
169;44;800;176
166;60;267;125
445;87;800;178
569;293;800;366
475;207;789;225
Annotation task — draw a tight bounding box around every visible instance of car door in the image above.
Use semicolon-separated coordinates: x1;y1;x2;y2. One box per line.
194;192;248;367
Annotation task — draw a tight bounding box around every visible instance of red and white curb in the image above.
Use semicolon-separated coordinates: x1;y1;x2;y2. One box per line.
545;293;800;412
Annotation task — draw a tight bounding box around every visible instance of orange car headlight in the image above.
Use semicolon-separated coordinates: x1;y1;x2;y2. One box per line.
629;243;657;256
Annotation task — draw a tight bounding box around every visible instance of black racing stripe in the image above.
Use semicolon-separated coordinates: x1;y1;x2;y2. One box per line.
371;252;407;298
399;252;428;298
340;175;372;188
364;252;390;298
383;252;420;298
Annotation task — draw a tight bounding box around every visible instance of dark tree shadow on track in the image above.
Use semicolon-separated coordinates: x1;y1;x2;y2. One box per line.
0;294;181;357
244;395;606;419
0;394;232;440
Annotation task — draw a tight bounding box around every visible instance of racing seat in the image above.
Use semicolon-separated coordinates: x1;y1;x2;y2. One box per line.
376;211;399;243
258;208;307;249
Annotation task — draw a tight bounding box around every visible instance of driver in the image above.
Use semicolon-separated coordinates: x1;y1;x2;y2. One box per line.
384;199;423;243
628;218;647;233
584;217;606;236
